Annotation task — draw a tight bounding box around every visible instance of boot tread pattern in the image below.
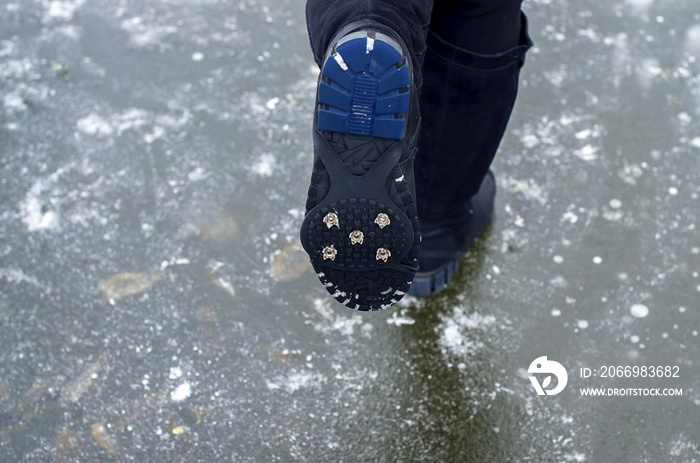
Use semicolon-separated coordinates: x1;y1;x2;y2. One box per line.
301;29;419;311
317;33;410;140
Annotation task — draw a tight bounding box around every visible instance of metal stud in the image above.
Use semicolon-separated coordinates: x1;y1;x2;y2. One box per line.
322;246;337;261
376;248;391;262
349;230;364;245
323;212;339;228
375;213;390;229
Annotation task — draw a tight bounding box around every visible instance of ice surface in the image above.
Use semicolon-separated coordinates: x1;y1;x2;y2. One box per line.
2;0;699;461
685;24;700;53
438;308;496;357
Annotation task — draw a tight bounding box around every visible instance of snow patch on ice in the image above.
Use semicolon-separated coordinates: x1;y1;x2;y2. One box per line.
250;153;276;177
575;144;599;162
438;308;496;358
563;452;587;462
311;298;365;337
20;179;60;232
77;108;190;139
669;435;699;460
3;91;27;114
77;113;114;136
0;39;17;58
501;176;549;206
121;16;177;49
169;367;183;380
386;314;415;326
170;382;192;402
266;370;325;394
43;0;86;22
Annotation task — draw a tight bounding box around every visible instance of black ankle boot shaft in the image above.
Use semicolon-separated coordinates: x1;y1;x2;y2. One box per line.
415;13;532;226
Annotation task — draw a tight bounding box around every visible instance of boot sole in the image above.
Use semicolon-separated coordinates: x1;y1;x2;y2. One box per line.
301;30;419;311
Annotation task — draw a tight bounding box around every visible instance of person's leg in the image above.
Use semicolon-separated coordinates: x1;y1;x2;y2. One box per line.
429;0;524;54
301;1;433;310
410;0;532;295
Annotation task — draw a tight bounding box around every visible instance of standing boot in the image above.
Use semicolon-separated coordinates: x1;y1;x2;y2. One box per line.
410;13;532;296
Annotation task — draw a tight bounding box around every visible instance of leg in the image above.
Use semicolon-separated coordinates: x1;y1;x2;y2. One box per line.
301;1;432;310
410;0;532;295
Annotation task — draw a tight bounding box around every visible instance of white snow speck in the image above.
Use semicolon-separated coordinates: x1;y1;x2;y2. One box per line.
630;303;649;318
250;153;275;177
551;308;561;317
677;112;692;125
520;133;539;149
574;129;593;140
4;91;27;113
191;52;204;61
20;179;60;232
187;167;209;182
574;144;598;162
170;382;192;402
386;314;415;326
577;320;589;329
563;451;587;462
44;0;86;22
77;113;113;136
562;211;579;224
266;371;325;393
438;308;496;357
265;97;280;110
121;17;177;49
168;367;183;380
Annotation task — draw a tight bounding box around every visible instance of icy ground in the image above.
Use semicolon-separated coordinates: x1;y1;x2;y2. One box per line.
1;0;699;461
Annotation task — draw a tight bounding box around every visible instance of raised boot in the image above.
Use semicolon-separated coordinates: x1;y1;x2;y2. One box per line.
300;22;422;311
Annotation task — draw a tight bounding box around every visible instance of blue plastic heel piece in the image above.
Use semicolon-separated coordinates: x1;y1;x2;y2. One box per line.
317;34;410;140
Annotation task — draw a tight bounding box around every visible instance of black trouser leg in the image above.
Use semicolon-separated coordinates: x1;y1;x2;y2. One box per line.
415;5;532;225
430;0;524;54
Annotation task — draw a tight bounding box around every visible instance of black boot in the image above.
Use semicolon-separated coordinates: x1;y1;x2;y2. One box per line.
410;13;532;296
300;22;423;311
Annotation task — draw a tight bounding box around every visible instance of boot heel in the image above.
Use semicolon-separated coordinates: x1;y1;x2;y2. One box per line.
317;31;410;140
